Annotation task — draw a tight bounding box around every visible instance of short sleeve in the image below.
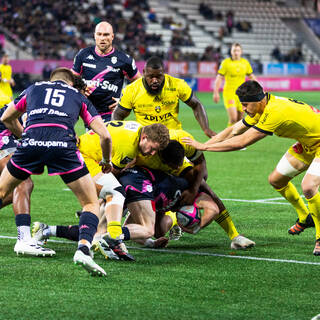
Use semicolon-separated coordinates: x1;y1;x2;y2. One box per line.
177;79;192;103
119;84;134;110
123;56;139;80
72;50;83;75
217;59;227;76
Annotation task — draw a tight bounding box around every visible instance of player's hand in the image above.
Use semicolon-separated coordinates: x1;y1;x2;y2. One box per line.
85;85;94;97
99;159;113;173
213;92;220;103
10;78;15;86
178;223;201;235
180;188;198;206
181;137;206;150
204;128;217;138
109;97;119;111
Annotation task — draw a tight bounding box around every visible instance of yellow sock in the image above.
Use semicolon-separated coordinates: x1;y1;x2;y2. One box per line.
215;209;239;240
276;182;309;223
165;211;177;230
107;221;122;239
306;192;320;240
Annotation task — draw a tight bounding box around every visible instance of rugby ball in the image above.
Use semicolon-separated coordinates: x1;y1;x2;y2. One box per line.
176;205;201;228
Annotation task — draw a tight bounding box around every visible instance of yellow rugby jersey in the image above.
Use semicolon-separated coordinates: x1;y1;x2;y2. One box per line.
135;128;200;176
0;90;11;108
119;74;192;129
218;58;253;93
243;94;320;152
0;64;13;97
78;120;142;170
136;153;193;177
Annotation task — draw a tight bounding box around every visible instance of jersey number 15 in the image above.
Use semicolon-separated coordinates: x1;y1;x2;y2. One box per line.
44;88;66;107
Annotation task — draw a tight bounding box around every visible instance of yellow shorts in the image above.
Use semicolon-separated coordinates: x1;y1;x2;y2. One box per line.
288;142;320;166
82;154;101;177
222;91;242;112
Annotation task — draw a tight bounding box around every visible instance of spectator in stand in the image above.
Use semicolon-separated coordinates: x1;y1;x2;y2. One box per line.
148;8;158;23
271;46;283;62
199;2;214;20
226;10;235;34
236;20;252;33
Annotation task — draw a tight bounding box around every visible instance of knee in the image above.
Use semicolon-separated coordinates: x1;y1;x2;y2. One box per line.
145;223;155;238
301;180;318;199
268;171;279;188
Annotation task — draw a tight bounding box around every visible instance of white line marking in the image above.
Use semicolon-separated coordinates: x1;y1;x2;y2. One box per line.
1;235;319;266
221;198;290;205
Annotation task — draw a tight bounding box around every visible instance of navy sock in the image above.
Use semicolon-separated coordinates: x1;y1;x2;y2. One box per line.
15;214;31;227
56;225;79;241
122;227;130;241
78;211;99;243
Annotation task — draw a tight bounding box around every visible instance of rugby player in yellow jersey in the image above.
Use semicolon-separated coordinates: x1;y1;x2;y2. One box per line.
213;43;257;126
183;80;320;255
0;54;15;104
112;55;216;138
119;130;255;250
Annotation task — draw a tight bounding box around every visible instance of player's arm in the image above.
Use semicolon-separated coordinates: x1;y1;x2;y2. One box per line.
248;73;257;82
130;71;141;81
89;117;113;174
204;119;249;145
213;74;223;103
1;101;24;138
185;93;216;138
112;104;131;120
182;126;266;152
180;154;207;205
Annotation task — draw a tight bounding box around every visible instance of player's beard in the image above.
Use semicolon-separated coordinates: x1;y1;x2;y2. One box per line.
143;78;164;95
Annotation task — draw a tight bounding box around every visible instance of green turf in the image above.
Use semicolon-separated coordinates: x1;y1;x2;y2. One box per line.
0;91;319;320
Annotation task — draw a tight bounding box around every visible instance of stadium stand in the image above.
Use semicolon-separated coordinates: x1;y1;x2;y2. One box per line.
1;0;320;64
168;0;320;63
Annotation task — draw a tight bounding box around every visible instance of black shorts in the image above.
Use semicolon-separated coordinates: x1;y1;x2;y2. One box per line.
7;128;88;183
118;166;189;212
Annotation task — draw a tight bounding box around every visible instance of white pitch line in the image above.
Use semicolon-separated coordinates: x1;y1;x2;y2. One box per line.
221;198;290;205
1;235;319;266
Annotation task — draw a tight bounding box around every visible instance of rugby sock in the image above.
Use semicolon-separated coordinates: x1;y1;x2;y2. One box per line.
306;192;320;239
56;225;79;241
144;238;155;248
107;221;122;239
78;211;99;249
276;182;309;223
122;227;131;240
15;214;31;241
166;211;178;230
48;226;57;237
215;209;239;240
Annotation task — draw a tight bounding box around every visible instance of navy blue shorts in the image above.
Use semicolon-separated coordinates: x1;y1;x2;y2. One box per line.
7;127;88;184
118;166;189;212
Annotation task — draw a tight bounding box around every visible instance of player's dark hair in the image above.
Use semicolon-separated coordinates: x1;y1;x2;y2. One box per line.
232;42;242;49
142;123;169;150
73;75;87;93
159;140;185;167
145;56;164;70
236;80;264;102
50;67;75;84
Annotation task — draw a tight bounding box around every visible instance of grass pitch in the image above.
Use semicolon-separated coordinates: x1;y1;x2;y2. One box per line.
0;91;319;320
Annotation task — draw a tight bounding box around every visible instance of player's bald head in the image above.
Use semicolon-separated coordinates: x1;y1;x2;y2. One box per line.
95;21;113;35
